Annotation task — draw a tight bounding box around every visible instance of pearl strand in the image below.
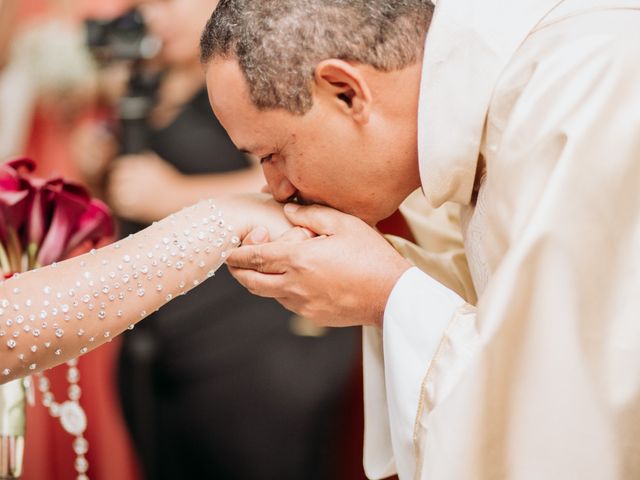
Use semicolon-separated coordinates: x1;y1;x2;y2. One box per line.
30;357;89;480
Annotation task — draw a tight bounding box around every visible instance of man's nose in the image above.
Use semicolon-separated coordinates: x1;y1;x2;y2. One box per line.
262;163;298;203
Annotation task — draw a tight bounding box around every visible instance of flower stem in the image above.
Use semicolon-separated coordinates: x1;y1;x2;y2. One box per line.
0;242;11;276
27;243;38;271
4;229;22;274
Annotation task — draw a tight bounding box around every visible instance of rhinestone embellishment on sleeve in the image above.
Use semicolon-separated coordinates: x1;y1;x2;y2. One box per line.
1;200;240;380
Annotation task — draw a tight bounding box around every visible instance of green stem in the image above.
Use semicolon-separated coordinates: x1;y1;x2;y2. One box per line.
27;243;38;271
5;229;22;274
0;242;11;275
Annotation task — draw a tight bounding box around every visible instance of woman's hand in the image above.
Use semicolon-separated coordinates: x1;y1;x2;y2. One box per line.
216;193;294;243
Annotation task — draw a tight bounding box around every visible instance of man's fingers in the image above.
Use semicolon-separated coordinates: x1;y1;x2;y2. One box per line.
283;203;349;235
228;266;287;298
241;226;271;245
243;226;314;246
276;226;314;243
273;296;302;316
227;243;291;274
228;267;306;318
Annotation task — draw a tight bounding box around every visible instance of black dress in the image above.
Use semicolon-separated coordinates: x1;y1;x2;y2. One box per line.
117;89;359;480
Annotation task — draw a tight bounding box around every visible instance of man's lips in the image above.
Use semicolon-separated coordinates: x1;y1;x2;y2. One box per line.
287;193;327;207
286;191;309;205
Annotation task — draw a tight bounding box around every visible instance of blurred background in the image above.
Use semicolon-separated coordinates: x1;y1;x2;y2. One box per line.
0;0;368;478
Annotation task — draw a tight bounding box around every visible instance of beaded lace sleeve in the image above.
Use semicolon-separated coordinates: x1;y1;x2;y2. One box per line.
0;199;240;381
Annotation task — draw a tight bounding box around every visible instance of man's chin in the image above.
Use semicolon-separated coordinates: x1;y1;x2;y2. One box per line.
353;210;388;227
335;205;388;227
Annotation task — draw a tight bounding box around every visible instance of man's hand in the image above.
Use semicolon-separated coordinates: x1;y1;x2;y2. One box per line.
227;204;412;328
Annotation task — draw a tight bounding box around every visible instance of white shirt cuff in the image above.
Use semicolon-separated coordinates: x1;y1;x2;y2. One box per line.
382;267;465;478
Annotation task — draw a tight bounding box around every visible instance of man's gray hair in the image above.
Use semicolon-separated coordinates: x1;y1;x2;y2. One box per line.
200;0;434;114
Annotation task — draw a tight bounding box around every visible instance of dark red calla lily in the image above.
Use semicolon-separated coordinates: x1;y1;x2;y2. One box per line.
0;157;115;270
0;160;35;236
5;158;36;174
27;178;54;248
0;160;36;271
35;181;93;266
65;198;115;255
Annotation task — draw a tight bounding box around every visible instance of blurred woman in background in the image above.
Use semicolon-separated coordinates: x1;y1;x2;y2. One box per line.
73;1;362;479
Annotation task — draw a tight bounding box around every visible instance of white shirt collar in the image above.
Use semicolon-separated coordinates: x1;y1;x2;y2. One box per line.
417;0;565;207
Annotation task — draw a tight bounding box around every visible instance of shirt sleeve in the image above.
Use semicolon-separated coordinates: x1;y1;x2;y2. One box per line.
362;267;468;480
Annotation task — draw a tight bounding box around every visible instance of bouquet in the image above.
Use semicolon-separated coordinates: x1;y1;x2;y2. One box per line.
0;158;114;479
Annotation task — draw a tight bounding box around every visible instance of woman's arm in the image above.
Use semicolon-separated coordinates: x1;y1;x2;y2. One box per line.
0;195;290;382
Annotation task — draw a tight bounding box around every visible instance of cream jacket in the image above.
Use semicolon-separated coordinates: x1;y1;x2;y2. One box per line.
364;0;640;478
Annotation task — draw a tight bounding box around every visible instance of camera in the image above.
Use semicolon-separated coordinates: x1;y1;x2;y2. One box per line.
85;10;163;154
85;9;160;62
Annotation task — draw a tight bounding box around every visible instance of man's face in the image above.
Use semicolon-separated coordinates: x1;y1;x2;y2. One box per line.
206;58;421;225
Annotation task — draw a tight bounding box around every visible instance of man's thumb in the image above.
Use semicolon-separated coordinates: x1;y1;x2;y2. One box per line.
283;203;339;235
243;226;270;245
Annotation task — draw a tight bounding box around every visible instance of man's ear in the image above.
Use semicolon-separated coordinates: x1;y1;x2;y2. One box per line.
314;59;372;125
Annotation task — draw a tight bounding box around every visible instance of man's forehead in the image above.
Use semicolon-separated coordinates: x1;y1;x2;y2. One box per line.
205;58;249;106
205;57;305;155
205;59;259;132
205;66;268;154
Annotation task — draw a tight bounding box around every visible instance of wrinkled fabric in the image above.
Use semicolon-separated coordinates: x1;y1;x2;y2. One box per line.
363;1;640;478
